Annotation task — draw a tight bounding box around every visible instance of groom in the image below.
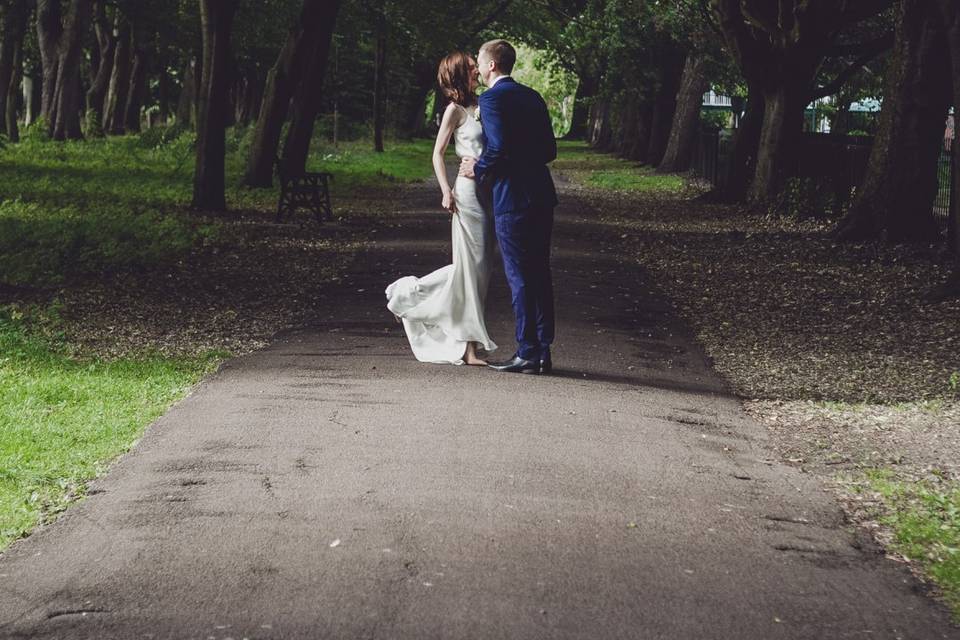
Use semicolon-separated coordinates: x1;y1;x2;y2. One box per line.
460;39;558;375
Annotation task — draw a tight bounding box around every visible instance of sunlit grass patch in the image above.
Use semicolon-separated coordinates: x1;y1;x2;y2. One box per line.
0;308;223;551
586;169;686;193
554;140;687;193
861;470;960;617
307;139;436;193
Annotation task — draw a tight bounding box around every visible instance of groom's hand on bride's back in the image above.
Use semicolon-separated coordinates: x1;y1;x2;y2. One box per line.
459;156;477;179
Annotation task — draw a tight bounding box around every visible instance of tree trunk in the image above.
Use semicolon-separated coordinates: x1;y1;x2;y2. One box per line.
175;58;196;128
157;56;170;125
103;14;131;134
372;7;387;153
51;0;92;140
6;33;23;141
615;96;640;157
567;72;597;140
397;59;434;139
836;0;951;242
123;41;147;133
36;0;62;125
659;54;709;173
645;56;684;167
715;88;764;202
588;99;611;149
0;0;29;138
192;0;239;211
85;1;113;136
747;80;809;203
281;0;341;174
244;0;338;187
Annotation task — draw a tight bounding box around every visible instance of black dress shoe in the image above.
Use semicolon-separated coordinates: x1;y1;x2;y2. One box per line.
488;355;540;374
539;358;552;375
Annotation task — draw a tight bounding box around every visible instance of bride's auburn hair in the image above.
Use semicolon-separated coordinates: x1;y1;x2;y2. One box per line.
437;51;477;108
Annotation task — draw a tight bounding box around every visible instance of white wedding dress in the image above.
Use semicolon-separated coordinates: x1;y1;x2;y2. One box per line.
385;105;498;364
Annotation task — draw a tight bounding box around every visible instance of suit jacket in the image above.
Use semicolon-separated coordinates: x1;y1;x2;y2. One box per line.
473;77;558;215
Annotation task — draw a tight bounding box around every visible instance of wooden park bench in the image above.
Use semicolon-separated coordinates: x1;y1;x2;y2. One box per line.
275;157;333;224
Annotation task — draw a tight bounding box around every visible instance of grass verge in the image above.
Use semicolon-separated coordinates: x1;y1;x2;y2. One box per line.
857;471;960;616
0;307;223;550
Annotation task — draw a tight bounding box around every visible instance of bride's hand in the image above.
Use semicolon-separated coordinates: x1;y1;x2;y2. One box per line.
442;189;457;213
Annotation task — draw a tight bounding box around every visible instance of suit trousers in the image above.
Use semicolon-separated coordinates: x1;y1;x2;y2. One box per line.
494;206;555;361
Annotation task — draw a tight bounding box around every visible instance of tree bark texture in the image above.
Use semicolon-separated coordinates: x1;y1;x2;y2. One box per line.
192;0;239;211
748;79;811;203
836;0;951;243
6;29;22;141
281;0;341;174
567;72;598;140
588;99;611;149
372;7;387;153
627;103;654;162
614;96;641;158
51;0;91;140
244;0;339;187
36;0;62;123
716;88;764;202
103;14;131;134
123;41;147;133
0;0;29;138
659;53;709;173
85;1;113;136
175;57;197;128
646;53;685;167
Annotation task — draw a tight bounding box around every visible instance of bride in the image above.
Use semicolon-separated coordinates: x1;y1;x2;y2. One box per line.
385;51;497;366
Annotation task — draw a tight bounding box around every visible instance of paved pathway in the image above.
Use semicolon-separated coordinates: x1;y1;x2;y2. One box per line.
1;185;957;639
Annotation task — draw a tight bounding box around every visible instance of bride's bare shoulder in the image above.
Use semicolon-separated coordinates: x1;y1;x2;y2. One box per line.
443;102;467;126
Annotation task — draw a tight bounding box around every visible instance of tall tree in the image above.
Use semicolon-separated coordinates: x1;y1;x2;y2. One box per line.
50;0;91;140
85;1;114;136
103;11;130;133
372;3;387;152
244;0;339;187
192;0;239;211
710;0;893;204
36;0;62;123
0;0;30;138
836;0;950;242
281;0;342;174
658;53;709;173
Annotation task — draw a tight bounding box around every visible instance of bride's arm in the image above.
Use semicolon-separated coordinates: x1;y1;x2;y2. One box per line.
432;103;462;213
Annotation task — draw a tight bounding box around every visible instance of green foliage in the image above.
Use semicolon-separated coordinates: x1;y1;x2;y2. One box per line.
0;307;220;550
512;44;579;138
700;109;730;132
864;471;960;618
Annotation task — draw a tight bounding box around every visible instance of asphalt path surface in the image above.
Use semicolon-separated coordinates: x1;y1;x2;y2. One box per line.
1;183;958;639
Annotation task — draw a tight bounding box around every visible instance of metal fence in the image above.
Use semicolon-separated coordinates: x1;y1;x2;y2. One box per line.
935;141;954;227
692;130;955;231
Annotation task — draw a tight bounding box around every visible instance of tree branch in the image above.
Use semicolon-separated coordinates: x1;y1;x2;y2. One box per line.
809;33;892;100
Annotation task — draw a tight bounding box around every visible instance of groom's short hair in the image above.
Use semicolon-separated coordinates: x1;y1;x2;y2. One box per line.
480;39;516;74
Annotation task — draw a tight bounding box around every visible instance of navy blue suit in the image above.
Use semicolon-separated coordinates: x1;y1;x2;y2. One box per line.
473;77;558;361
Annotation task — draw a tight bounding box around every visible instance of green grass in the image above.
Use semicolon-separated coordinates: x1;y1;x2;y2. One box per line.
306;138;436;193
0;126;435;287
553;140;687;193
0;307;223;550
863;470;960;616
